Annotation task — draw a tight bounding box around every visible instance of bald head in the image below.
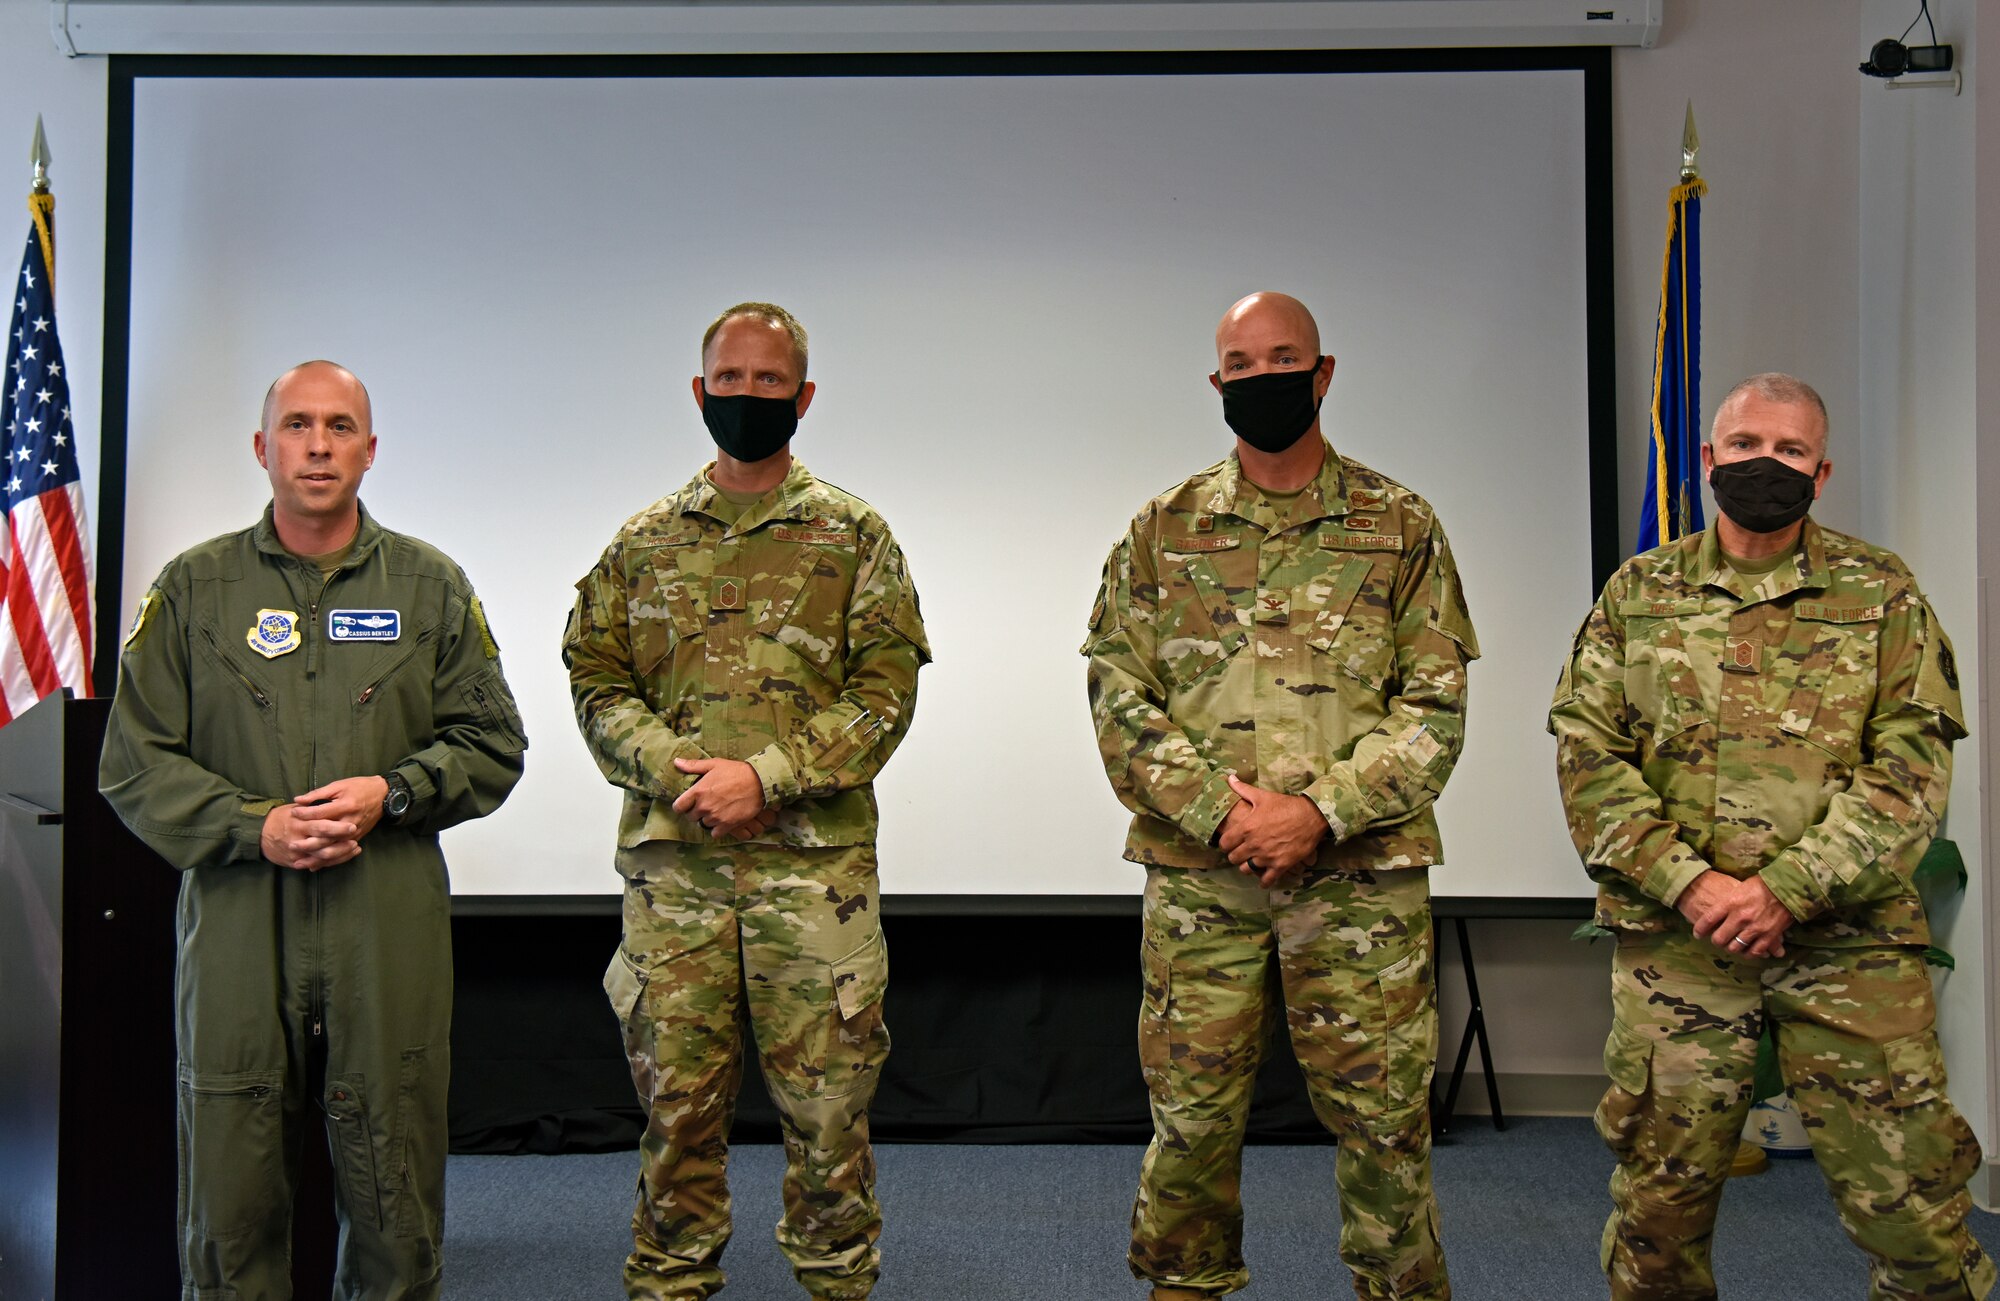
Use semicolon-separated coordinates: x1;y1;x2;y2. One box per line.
262;360;371;435
1216;292;1321;365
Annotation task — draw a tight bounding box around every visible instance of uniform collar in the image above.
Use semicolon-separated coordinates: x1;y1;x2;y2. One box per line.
252;501;384;567
680;456;823;534
1206;439;1347;533
1694;518;1830;605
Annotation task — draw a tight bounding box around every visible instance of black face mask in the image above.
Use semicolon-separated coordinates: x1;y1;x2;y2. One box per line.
1217;360;1325;454
1709;455;1819;533
700;382;801;463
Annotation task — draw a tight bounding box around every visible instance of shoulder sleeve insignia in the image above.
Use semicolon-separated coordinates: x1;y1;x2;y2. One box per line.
469;595;500;658
123;589;161;651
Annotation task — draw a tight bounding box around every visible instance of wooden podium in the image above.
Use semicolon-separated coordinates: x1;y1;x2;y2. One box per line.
0;692;335;1299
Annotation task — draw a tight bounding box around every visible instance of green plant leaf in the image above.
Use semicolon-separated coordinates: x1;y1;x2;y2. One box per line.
1914;838;1968;893
1571;921;1614;942
1923;945;1956;971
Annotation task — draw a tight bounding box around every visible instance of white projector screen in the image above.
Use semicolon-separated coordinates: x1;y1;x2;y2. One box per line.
116;58;1603;899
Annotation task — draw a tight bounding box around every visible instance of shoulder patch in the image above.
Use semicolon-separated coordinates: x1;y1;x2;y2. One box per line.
123;589;161;651
469;595;500;658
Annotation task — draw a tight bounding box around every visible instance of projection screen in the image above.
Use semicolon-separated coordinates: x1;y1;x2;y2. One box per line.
111;53;1611;900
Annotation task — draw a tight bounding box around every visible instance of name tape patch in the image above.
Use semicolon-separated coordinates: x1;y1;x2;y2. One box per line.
1322;534;1404;552
329;609;401;642
1166;535;1241;554
1794;602;1884;623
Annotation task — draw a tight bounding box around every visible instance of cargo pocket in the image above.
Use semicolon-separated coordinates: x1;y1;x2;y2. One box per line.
1138;939;1171;1086
1595;1021;1654;1159
825;928;890;1098
178;1067;284;1239
603;947;655;1102
1376;945;1437;1108
324;1076;381;1231
386;1046;438;1239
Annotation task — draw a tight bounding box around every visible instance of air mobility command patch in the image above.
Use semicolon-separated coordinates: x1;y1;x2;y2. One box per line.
247;609;302;658
123;589;160;651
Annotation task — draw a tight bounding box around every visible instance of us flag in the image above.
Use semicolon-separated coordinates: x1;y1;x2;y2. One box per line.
1;181;93;723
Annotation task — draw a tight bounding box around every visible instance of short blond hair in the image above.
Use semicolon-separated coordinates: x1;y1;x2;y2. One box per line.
701;302;808;380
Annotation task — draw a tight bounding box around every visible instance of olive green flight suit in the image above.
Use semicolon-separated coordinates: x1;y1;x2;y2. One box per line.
100;504;527;1301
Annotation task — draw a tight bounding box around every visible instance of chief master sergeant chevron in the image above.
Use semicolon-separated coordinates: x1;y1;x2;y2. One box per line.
1082;291;1477;1300
98;359;528;1299
1548;372;1993;1300
564;302;929;1301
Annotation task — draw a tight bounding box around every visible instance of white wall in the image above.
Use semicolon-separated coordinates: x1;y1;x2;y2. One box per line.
1858;0;1994;1186
6;0;1992;1124
0;0;105;550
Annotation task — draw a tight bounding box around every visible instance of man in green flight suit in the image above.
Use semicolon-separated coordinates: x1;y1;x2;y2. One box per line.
99;359;528;1299
564;303;930;1301
1549;372;1992;1300
1083;292;1477;1300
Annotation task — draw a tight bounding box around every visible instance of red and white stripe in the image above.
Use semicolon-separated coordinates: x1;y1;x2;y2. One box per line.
0;479;92;723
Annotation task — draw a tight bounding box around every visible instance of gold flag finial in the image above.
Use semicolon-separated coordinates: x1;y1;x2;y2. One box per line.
1680;101;1700;181
31;115;51;193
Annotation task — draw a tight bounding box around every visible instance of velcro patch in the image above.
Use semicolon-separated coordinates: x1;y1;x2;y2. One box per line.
1617;599;1703;618
1322;534;1404;552
1794;601;1883;623
1166;535;1240;554
328;609;401;642
1348;488;1388;512
630;533;698;549
772;526;855;546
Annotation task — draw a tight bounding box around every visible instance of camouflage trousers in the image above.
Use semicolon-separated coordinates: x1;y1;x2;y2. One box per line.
1598;931;1995;1300
1131;864;1449;1300
605;840;890;1301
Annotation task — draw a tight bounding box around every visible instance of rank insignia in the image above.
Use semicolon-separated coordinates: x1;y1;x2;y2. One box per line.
712;576;745;612
1724;636;1762;674
247;609;302;659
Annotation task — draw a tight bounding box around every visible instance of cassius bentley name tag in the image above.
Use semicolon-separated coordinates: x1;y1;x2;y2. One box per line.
328;609;401;642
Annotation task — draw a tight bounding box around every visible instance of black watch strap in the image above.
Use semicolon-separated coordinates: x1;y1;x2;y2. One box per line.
382;772;415;825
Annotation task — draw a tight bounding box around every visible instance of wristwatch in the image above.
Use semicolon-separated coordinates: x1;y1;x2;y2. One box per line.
381;772;414;825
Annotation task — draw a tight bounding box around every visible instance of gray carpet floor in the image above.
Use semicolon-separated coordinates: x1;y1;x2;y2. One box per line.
444;1116;2000;1298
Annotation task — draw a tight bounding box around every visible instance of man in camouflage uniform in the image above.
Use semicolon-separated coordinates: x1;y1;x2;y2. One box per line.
99;360;528;1299
1549;372;1992;1300
1083;292;1477;1300
565;303;929;1301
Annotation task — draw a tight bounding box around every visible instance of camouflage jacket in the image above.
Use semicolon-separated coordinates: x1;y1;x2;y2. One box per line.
1548;521;1965;946
564;458;930;855
1082;442;1479;871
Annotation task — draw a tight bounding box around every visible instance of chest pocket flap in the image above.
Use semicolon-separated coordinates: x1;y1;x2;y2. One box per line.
1161;554;1248;684
755;544;852;681
1778;601;1880;759
1617;603;1709;739
1302;555;1385;688
630;545;705;676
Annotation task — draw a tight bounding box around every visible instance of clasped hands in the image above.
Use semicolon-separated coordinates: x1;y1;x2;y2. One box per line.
673;756;779;840
1216;774;1331;888
1678;869;1794;959
261;775;390;871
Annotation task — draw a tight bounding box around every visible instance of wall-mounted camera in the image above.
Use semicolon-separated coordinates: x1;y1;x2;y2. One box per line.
1860;37;1954;78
